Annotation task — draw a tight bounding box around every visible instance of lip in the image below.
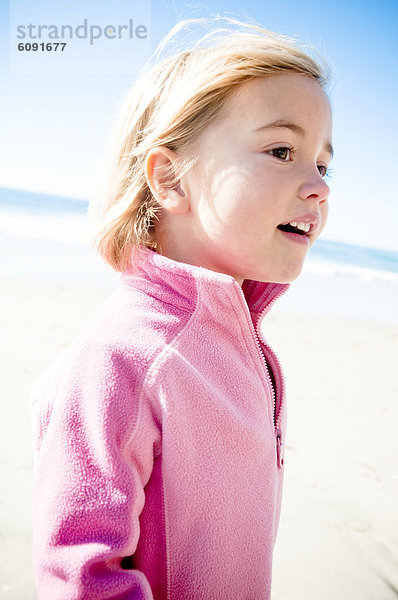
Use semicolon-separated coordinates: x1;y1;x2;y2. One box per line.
278;212;321;236
278;229;310;245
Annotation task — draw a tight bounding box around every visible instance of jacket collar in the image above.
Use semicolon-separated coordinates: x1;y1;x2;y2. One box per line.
122;245;290;317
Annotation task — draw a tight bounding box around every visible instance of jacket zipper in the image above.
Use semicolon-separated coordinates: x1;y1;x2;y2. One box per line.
233;282;286;469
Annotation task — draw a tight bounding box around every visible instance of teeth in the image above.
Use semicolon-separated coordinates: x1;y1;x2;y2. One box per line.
298;222;311;232
288;221;311;233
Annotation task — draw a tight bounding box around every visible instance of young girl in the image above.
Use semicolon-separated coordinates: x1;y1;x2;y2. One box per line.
29;16;333;600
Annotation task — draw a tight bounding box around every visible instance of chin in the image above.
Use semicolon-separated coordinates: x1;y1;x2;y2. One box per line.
257;263;304;284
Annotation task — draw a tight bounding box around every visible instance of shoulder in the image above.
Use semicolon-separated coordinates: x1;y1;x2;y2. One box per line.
29;281;192;409
29;283;179;453
77;281;192;366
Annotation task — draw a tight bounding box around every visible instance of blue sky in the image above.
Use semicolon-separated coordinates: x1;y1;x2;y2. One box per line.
1;0;397;250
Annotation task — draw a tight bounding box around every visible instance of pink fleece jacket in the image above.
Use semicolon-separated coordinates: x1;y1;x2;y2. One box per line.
29;245;290;600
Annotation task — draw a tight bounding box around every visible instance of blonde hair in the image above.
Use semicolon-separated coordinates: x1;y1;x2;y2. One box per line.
88;16;332;272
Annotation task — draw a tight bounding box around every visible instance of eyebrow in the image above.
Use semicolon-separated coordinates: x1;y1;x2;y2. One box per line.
252;118;334;159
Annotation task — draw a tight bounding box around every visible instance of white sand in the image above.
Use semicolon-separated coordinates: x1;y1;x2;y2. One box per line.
1;278;397;599
263;312;398;599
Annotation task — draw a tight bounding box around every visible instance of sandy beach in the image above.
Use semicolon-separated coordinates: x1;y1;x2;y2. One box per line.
1;276;397;599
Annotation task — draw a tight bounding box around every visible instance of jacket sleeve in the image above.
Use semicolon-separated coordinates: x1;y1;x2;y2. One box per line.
29;339;161;600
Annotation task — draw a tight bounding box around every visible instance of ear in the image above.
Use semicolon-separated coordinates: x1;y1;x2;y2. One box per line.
145;146;189;215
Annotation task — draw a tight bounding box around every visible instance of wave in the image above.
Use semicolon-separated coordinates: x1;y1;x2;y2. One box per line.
0;210;90;244
1;190;397;286
304;258;398;284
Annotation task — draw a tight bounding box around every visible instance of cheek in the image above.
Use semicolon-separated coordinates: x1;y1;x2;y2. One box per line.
194;160;269;233
211;171;254;215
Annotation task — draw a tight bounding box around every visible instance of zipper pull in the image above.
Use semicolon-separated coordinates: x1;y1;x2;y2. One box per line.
276;428;284;469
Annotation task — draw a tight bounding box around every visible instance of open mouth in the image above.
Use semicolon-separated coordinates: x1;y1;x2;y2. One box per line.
277;222;311;236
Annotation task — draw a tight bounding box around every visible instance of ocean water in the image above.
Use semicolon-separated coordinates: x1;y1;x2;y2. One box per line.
1;187;397;322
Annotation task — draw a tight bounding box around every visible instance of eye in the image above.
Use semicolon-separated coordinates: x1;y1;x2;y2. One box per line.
268;146;295;161
318;165;334;179
268;146;334;180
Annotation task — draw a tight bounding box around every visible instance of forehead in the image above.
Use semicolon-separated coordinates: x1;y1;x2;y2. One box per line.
222;73;332;131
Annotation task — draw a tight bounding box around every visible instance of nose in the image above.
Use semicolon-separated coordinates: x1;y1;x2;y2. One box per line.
298;170;330;206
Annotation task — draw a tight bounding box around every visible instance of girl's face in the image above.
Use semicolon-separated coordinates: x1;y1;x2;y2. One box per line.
156;73;333;285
